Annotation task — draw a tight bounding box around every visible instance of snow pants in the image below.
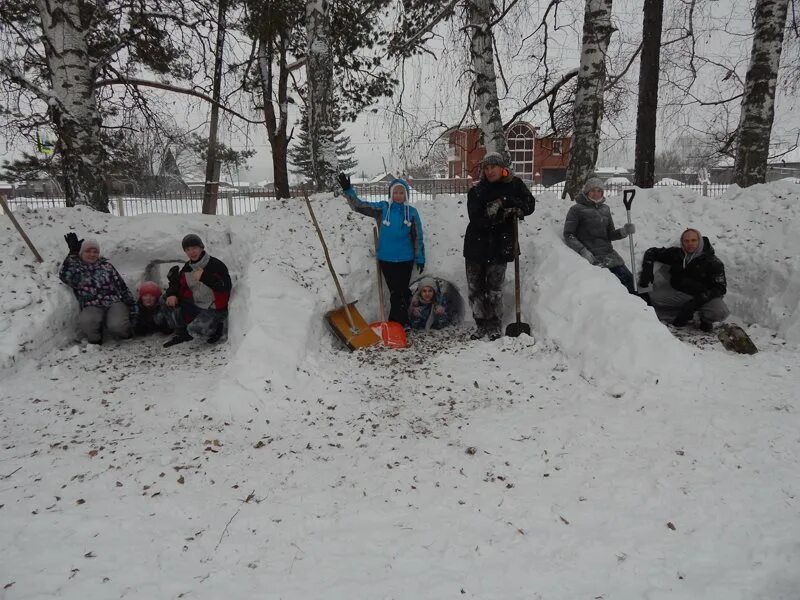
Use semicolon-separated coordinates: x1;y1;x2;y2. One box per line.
77;302;131;344
379;260;413;327
608;265;636;294
465;261;507;333
650;285;729;323
168;302;226;338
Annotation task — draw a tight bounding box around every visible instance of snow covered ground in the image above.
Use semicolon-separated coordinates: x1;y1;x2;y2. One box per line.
1;182;799;599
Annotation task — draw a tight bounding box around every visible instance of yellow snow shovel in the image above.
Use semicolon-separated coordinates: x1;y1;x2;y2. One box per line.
304;193;380;351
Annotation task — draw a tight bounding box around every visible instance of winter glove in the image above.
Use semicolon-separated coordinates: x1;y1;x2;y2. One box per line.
336;172;351;192
580;249;597;265
638;264;654;288
64;232;83;255
167;265;181;286
622;222;635;235
504;207;524;220
417;263;425;274
486;199;503;218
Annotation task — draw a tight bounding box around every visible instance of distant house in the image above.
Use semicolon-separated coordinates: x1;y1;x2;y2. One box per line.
593;166;633;181
446;122;572;185
369;173;396;184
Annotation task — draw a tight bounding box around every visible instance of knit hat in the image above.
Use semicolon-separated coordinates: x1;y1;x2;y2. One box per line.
416;276;438;294
138;280;162;299
582;177;605;193
482;152;508;169
182;234;204;250
79;238;100;256
384;178;412;227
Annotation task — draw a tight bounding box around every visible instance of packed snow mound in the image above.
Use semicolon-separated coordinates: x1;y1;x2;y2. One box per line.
0;206;251;370
602;181;800;342
2;180;798;399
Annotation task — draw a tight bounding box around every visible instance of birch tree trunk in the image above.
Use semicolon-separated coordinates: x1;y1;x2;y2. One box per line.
468;0;507;162
563;0;615;201
306;0;338;192
734;0;789;187
258;38;292;198
37;0;109;211
633;0;664;189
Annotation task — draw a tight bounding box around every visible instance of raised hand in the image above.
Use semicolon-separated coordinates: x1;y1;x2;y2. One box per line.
64;232;83;255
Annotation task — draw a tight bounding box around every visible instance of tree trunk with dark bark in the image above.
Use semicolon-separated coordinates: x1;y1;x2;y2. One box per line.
634;0;663;189
258;37;292;199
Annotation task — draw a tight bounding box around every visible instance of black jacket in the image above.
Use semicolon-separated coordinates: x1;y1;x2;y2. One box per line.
463;175;535;263
642;236;727;299
165;254;232;310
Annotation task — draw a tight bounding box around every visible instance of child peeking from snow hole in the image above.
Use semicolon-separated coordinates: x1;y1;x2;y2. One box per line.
133;281;173;337
408;277;452;331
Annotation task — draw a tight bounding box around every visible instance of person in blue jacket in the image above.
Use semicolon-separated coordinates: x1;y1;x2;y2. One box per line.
337;173;425;328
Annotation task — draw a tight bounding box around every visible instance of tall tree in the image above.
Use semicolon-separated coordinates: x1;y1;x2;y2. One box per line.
563;0;616;201
734;0;790;187
305;0;338;191
468;0;507;161
288;107;357;183
202;0;229;214
0;0;244;211
634;0;664;189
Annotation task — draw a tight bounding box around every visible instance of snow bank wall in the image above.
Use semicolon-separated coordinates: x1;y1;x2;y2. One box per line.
0;207;245;371
617;183;800;343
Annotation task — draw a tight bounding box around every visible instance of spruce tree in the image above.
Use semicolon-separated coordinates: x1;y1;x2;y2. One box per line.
289;108;357;186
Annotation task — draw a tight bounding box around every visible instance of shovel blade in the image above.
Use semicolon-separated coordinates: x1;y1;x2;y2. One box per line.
505;321;531;338
325;302;381;351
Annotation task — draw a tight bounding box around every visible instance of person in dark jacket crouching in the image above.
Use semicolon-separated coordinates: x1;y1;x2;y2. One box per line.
59;233;137;344
563;177;636;293
463;152;535;340
163;234;232;347
133;281;172;336
638;228;729;332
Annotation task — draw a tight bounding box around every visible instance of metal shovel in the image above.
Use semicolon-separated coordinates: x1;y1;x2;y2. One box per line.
505;216;531;337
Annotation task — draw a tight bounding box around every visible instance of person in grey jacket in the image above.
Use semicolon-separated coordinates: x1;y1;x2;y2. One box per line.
563;177;636;293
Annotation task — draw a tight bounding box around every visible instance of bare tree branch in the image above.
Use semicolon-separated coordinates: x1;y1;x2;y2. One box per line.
95;78;264;124
503;68;578;127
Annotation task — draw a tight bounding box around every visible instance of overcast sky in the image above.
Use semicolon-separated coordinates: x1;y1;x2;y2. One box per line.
3;0;798;184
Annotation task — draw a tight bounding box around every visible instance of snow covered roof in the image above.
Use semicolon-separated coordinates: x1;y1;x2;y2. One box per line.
369;173;396;183
594;166;632;176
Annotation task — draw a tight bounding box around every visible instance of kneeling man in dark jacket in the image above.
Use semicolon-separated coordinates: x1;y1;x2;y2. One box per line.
163;234;232;347
639;228;729;332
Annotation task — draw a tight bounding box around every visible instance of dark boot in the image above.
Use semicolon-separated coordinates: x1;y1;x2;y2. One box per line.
698;319;714;333
207;322;224;344
164;331;193;348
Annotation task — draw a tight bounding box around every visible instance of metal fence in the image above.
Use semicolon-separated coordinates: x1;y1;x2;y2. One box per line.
1;176;742;217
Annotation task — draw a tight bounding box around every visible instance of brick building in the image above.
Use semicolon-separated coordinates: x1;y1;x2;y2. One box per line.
447;122;571;185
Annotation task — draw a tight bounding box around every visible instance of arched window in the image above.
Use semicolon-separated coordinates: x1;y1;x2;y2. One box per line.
506;123;535;180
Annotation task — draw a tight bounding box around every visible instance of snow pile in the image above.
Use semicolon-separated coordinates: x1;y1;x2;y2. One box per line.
598;181;800;343
2;183;800;599
0;206;250;371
